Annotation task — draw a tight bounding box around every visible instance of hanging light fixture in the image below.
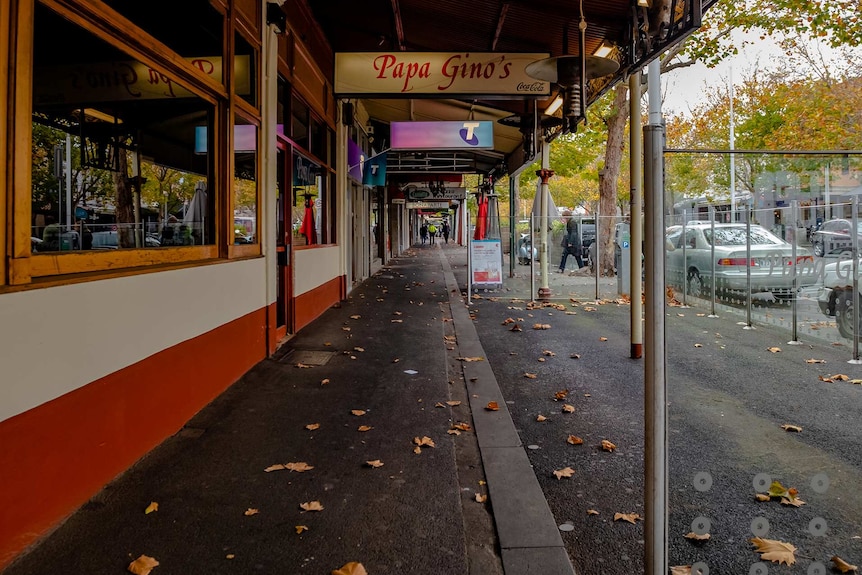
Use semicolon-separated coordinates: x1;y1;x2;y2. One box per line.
524;1;619;132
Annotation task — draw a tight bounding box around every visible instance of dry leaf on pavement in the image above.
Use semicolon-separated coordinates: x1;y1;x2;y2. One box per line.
554;389;569;400
542;350;556;356
321;379;330;385
587;509;599;515
414;436;436;447
669;567;691;575
453;422;471;431
599;336;608;341
533;323;551;330
524;372;538;379
755;493;771;502
475;493;487;503
446;400;461;406
485;401;500;411
567;435;584;445
684;532;710;541
768;347;781;353
128;555;159;575
780;496;806;507
502;318;515;325
349;315;361;319
351;409;366;416
780;424;802;432
750;537;797;565
614;512;642;524
510;324;523;331
601;440;617;452
553;467;575;480
331;562;368;575
447;429;461;435
562;404;575;413
357;425;373;432
285;462;314;472
264;464;286;472
306;423;320;431
570;353;581;359
295;525;308;534
805;358;826;364
458;356;484;362
300;501;324;512
244;508;259;516
295;363;313;368
365;460;384;468
832;556;858;573
144;502;158;514
536;415;547;422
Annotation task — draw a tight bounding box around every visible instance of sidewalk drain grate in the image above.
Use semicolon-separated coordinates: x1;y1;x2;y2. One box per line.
279;349;336;366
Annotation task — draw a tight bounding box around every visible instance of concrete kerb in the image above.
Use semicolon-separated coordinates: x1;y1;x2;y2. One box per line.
438;249;576;575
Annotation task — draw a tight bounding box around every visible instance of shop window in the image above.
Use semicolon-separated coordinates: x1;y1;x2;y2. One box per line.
234;115;258;244
101;0;224;73
292;151;326;246
311;118;327;164
291;95;309;150
234;32;257;108
29;4;217;263
277;77;288;138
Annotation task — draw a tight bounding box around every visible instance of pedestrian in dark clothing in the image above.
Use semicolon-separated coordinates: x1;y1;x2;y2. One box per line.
442;221;450;243
420;223;428;244
558;210;583;273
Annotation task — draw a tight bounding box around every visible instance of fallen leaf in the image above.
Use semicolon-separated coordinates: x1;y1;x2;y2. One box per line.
805;358;826;364
554;389;570;400
453;422;471;431
414;436;436;447
768;480;789;498
768;346;781;353
510;324;523;331
780;424;802;432
567;435;584;445
128;555;160;575
485;401;500;411
295;525;308;534
295;363;313;368
536;415;548;422
537;357;546;362
321;378;330;385
349;315;361;319
226;554;235;559
614;512;642;524
587;509;599;515
357;425;373;432
342;327;351;331
832;556;858;573
447;429;461;435
391;319;403;323
570;353;581;359
502;318;515;325
299;501;324;512
458;356;484;362
780;496;806;507
562;404;575;413
285;462;314;472
693;343;703;348
542;350;556;357
365;460;384;468
755;493;771;502
354;347;365;352
524;372;538;379
601;440;617;452
392;358;401;363
750;537;797;565
144;502;158;514
446;401;461;406
351;409;366;416
599;337;608;341
264;464;286;472
533;323;552;330
553;467;575;479
684;532;710;541
413;446;422;454
244;508;259;516
331;562;368;575
669;567;691;575
475;493;487;503
306;423;320;431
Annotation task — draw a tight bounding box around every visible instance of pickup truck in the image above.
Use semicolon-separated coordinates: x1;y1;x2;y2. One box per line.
816;256;862;338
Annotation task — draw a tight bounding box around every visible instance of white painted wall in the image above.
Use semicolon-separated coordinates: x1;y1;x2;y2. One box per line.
0;258;267;423
293;245;340;295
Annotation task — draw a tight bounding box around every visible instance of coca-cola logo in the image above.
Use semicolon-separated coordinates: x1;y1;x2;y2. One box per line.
517;81;546;92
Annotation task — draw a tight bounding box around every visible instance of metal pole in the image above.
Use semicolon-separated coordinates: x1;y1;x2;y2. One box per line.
510;178;517;278
709;207;718;317
644;56;667;575
630;71;644;359
852;198;860;362
681;211;688;307
594;205;600;301
65;133;72;233
789;201;800;345
538;141;552;299
744;207;754;329
729;65;736;222
467;208;473;305
530;214;536;300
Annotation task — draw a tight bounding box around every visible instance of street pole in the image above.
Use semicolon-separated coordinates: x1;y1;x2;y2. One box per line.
510;177;516;278
630;71;644;359
644;57;667;575
537;139;552;300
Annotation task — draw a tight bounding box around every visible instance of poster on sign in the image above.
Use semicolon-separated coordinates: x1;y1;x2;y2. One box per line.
470;240;503;288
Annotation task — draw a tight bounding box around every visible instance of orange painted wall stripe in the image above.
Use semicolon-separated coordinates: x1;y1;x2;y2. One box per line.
0;308;267;569
294;275;344;332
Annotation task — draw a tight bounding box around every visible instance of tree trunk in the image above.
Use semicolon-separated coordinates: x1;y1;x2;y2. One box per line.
598;85;630;276
114;151;135;248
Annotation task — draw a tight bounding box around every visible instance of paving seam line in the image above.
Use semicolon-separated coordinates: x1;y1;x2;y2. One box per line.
438;248;576;575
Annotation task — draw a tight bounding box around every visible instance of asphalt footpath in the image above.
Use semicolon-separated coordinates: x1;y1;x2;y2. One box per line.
4;242;575;575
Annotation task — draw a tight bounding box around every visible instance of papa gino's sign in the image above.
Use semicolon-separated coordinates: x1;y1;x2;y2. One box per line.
335;52;550;97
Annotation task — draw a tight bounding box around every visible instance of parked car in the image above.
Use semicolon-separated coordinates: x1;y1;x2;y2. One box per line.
91;230;160;249
816;258;862;338
666;222;818;299
810;218;862;257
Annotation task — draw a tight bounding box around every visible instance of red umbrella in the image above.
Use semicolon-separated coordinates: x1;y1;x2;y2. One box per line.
299;196;316;245
473;195;488;240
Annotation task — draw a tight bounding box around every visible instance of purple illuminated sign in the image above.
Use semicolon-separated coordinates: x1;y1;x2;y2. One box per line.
390;121;494;150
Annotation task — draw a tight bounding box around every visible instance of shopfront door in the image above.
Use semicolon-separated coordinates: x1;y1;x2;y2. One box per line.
276;147;292;337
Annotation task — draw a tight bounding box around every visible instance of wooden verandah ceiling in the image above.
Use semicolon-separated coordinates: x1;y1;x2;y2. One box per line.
304;0;714;175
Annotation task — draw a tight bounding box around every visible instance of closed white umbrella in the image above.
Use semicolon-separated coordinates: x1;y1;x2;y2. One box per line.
184;181;207;244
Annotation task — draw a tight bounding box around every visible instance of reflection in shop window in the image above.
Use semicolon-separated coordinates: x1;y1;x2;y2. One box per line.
292;151;322;246
234;117;258;244
31;4;215;254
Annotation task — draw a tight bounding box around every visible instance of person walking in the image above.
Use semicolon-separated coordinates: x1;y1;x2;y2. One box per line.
558;210;583;273
427;222;437;244
420;222;429;244
442;221;450;243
